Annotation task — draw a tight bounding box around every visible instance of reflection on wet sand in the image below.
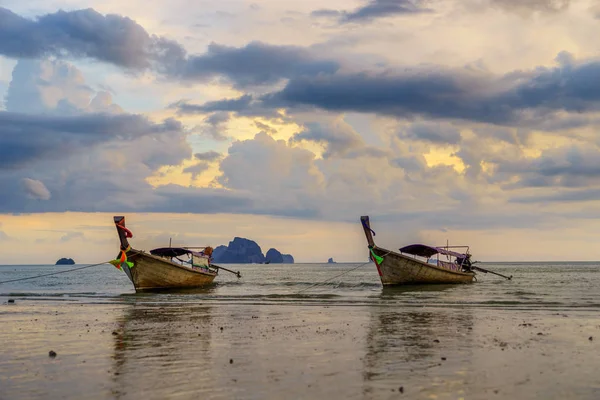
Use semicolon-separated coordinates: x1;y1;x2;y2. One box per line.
362;286;475;397
111;295;215;398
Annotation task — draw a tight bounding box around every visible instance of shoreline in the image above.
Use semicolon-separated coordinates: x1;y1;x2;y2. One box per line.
1;299;599;399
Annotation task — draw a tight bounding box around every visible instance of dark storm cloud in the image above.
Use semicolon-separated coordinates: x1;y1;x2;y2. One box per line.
312;0;432;24
0;7;184;70
262;71;505;122
178;41;340;88
0;111;183;169
259;56;600;126
0;9;339;88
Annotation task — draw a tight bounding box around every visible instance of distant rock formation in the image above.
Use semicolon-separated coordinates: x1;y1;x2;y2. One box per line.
328;258;336;264
56;258;75;265
211;237;265;264
211;238;294;264
265;248;283;263
211;245;228;262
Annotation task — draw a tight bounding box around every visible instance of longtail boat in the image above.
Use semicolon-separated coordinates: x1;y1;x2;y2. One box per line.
360;216;476;285
113;216;220;291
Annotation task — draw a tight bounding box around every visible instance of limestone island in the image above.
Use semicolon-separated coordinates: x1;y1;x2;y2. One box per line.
55;258;75;265
211;237;294;264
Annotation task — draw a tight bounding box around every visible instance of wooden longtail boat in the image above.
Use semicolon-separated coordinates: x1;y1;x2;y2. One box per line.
113;216;218;291
360;216;476;285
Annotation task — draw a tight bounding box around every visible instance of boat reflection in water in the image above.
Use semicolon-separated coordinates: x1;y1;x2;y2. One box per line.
361;285;475;398
110;290;218;398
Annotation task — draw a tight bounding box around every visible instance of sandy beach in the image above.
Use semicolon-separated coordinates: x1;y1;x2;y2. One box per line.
1;266;599;400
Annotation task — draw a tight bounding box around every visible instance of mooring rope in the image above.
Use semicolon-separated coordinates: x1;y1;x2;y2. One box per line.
0;261;111;285
297;261;372;294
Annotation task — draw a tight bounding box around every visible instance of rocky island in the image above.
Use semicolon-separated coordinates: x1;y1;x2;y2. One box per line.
211;237;294;264
55;258;75;265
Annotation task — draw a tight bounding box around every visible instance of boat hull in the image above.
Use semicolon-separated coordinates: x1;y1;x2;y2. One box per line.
126;250;217;291
371;247;475;285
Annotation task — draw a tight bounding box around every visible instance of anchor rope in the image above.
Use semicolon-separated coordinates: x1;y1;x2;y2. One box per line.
0;261;111;285
297;261;373;294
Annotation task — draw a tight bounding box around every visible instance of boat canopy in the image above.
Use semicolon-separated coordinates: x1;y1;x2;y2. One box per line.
150;247;192;258
150;247;210;258
399;244;467;259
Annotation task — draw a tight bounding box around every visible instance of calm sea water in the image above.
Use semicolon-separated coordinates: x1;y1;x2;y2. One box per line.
1;262;599;400
1;261;599;309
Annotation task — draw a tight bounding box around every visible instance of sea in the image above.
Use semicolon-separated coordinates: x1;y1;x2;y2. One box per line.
1;262;599;399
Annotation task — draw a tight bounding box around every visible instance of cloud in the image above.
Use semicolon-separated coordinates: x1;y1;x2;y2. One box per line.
489;0;570;15
194;151;222;162
399;121;462;144
291;121;363;158
141;185;255;214
201;112;231;141
0;111;184;170
497;145;600;189
1;9;340;89
0;7;184;70
219;132;321;192
6;59;123;115
174;95;284;121
290;119;389;159
510;188;600;204
22;178;51;200
60;231;85;242
181;41;340;87
312;0;432;24
183;163;210;179
254;120;277;134
258;53;600;127
178;41;340;88
176;95;254;114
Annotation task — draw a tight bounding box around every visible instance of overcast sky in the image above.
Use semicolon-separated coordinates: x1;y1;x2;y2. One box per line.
2;0;600;264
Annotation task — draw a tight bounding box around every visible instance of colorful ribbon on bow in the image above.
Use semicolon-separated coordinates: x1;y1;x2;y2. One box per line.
370;248;384;265
109;247;134;270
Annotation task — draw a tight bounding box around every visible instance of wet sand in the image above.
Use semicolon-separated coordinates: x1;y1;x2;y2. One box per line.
1;298;599;400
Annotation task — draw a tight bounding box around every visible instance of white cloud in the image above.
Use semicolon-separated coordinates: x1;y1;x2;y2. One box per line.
22;178;51;200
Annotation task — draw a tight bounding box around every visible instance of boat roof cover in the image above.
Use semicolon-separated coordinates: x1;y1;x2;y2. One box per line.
399;244;467;259
150;247;193;257
150;247;209;258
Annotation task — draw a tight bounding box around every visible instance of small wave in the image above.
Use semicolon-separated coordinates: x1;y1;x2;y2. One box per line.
480;300;564;305
508;291;537;296
3;291;98;297
215;281;381;289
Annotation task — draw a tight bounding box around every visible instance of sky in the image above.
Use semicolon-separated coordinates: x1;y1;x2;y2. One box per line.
2;0;600;263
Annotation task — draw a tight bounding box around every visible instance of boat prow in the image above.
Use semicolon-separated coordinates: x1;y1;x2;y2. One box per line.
113;216;218;292
360;216;476;286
